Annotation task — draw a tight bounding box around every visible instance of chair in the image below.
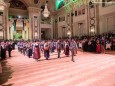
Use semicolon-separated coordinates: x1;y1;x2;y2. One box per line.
106;43;111;50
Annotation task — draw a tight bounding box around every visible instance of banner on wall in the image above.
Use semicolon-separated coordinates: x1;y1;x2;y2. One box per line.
13;19;17;32
22;20;24;31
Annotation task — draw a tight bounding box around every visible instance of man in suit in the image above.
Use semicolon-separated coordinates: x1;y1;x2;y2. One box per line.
7;42;12;57
1;42;6;60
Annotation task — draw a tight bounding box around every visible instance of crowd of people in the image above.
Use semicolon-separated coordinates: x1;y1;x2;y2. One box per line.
0;32;115;62
0;41;15;60
78;32;115;53
16;39;77;62
0;39;78;62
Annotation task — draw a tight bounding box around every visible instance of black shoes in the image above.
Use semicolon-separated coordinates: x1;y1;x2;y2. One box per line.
72;59;75;62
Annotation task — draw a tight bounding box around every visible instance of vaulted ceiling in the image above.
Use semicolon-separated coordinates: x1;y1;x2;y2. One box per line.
4;0;56;12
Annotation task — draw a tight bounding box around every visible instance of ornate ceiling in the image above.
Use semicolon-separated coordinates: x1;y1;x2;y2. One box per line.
4;0;56;12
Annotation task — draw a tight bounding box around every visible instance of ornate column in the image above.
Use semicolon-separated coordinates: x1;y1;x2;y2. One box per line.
3;3;10;40
28;7;40;40
51;17;54;39
0;12;3;40
88;1;99;35
5;3;10;40
54;16;58;39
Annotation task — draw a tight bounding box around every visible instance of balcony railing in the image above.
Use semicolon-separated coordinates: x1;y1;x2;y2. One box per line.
41;21;51;24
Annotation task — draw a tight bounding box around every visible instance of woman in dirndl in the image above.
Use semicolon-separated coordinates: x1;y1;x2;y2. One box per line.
33;42;41;61
96;40;101;53
64;41;70;57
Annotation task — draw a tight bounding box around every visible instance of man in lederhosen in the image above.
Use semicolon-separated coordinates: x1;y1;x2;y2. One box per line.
56;40;61;58
44;41;50;60
70;39;75;62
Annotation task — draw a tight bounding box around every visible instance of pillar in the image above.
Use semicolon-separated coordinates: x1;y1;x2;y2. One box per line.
88;1;99;35
5;3;10;40
3;3;10;40
28;7;40;40
51;17;54;39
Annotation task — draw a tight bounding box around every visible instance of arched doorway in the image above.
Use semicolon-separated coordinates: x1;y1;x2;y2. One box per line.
8;0;29;40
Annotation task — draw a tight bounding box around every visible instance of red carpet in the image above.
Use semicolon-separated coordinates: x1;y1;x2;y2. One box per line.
1;50;115;86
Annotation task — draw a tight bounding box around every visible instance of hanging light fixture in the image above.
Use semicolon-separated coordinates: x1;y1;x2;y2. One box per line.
0;0;6;11
42;0;50;18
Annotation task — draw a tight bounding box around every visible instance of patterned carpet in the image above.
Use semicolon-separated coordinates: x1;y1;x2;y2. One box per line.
0;50;115;86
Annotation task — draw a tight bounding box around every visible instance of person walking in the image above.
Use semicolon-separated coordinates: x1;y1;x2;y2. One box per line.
33;42;41;61
69;39;77;62
56;40;61;58
64;40;70;57
7;42;12;57
44;41;50;60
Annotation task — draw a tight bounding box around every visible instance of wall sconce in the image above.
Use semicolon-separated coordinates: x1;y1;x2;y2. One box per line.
90;27;95;33
0;6;4;11
35;32;38;37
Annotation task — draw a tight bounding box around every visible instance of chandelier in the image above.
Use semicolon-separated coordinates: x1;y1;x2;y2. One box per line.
0;0;6;11
42;1;50;18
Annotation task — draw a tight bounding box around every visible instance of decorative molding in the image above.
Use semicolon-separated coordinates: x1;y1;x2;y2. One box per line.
28;7;40;13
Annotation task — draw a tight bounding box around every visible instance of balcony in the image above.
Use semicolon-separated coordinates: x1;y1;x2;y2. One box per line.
40;20;52;29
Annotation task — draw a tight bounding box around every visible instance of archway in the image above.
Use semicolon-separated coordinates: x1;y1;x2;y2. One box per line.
8;0;29;40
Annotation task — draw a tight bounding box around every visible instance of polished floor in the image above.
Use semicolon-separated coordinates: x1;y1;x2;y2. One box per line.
0;50;115;86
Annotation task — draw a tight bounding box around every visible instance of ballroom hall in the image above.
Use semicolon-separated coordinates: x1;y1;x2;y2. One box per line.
0;0;115;86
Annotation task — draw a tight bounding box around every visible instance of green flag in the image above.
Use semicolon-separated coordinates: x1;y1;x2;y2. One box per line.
13;19;17;31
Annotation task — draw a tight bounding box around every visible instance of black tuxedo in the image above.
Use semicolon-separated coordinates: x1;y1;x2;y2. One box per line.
7;44;12;57
1;46;6;60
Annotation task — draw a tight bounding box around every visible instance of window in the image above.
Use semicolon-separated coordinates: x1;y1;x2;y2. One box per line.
102;0;114;7
82;9;85;15
78;10;81;15
34;0;39;4
75;11;77;16
59;17;61;22
59;16;65;22
102;0;105;7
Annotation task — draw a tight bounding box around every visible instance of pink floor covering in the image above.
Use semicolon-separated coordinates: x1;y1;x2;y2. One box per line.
0;50;115;86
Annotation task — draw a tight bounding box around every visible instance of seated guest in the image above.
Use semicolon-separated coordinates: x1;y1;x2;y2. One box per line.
106;41;111;50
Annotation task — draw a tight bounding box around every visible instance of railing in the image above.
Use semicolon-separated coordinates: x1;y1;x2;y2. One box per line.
41;21;51;24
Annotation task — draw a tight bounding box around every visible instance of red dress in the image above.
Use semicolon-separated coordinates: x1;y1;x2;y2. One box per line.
33;46;41;59
96;44;101;53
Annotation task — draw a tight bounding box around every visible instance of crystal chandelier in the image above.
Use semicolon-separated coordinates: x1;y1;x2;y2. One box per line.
0;0;6;11
42;1;50;18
